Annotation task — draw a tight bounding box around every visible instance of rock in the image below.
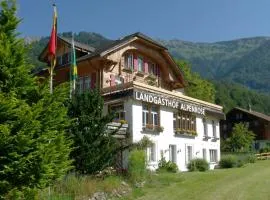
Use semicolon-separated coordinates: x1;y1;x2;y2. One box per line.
121;181;128;186
89;192;107;200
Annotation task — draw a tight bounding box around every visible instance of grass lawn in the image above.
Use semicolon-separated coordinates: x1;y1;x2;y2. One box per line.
125;160;270;200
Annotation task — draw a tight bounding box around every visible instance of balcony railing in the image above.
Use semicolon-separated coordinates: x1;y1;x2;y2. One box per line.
107;121;129;139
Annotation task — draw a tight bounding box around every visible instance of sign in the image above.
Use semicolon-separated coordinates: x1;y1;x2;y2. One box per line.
134;91;205;115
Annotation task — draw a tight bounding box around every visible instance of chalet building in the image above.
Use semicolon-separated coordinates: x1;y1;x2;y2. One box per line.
220;107;270;150
38;32;224;171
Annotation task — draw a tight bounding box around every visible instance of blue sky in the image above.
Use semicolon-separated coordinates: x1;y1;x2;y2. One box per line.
17;0;270;42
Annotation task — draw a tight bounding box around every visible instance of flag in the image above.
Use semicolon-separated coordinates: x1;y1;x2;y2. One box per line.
48;5;57;67
71;36;78;91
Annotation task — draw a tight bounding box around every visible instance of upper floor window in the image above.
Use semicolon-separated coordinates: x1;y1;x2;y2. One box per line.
124;53;133;70
138;56;144;72
142;104;159;128
56;52;71;66
149;62;158;76
109;103;125;122
76;75;94;94
203;118;208;136
212;120;217;138
174;111;196;132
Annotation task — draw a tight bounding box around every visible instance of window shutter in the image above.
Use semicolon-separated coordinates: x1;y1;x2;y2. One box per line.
91;73;96;89
144;60;148;73
133;54;138;71
110;74;115;86
157;66;160;77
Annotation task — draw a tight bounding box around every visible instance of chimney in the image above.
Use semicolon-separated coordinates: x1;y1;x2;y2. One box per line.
249;104;252;112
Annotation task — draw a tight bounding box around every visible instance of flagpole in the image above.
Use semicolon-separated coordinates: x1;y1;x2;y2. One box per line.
48;3;57;94
69;33;73;99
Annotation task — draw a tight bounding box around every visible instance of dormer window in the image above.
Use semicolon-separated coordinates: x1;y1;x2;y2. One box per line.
124;53;133;70
138;56;144;72
149;62;157;76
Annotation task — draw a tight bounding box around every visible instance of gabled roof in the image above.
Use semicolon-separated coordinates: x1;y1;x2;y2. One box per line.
77;32;167;62
232;107;270;122
38;35;96;62
58;36;96;53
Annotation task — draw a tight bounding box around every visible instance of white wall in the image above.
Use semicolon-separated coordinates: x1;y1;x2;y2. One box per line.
129;100;220;171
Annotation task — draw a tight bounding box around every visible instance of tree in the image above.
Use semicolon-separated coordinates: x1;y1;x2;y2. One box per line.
177;60;215;103
68;91;120;174
224;123;255;152
0;1;72;198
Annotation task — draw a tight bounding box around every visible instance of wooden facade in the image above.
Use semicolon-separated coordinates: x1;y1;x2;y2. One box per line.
220;107;270;149
38;33;186;94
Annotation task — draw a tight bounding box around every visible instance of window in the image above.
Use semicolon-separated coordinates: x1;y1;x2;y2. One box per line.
124;53;133;70
109;103;125;122
115;76;124;85
84;76;91;91
209;149;217;163
202;148;207;160
169;145;177;163
203;118;208;136
174;111;196;132
79;77;84;94
147;143;156;162
142;104;159;128
212;120;216;138
149;62;157;76
186;145;193;164
76;75;93;94
173;113;176;130
138;56;144;72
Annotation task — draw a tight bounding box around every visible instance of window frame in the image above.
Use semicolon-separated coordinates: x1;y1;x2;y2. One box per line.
138;55;144;72
142;103;160;129
174;111;196;133
209;149;218;163
124;52;134;70
109;103;125;122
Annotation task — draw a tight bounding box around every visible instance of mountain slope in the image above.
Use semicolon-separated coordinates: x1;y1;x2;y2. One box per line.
159;37;270;94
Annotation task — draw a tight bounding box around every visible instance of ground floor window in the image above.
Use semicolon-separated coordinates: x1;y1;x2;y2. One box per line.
209;149;218;163
186;145;193;164
147;143;156;162
202;148;207;160
169;145;177;163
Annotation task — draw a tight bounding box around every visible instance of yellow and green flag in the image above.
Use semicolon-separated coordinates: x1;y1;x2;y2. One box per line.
71;36;78;93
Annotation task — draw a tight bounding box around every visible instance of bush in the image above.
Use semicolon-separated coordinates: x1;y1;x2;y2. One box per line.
128;150;147;183
187;159;209;172
246;154;256;163
259;147;270;153
157;153;178;173
219;155;237;168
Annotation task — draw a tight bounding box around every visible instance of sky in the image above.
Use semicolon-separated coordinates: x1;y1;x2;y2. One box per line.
17;0;270;42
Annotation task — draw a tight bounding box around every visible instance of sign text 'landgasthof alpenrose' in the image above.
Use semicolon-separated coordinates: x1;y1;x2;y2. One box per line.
134;91;205;115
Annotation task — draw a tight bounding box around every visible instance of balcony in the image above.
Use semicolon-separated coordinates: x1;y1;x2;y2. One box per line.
107;121;129;139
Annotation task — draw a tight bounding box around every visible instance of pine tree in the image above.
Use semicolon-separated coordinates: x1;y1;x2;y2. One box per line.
68;91;120;174
0;0;73;198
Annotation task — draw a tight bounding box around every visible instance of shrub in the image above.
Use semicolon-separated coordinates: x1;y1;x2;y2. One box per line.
128;150;147;183
219;155;237;168
246;154;256;163
157;152;178;173
165;161;179;173
187;158;209;172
